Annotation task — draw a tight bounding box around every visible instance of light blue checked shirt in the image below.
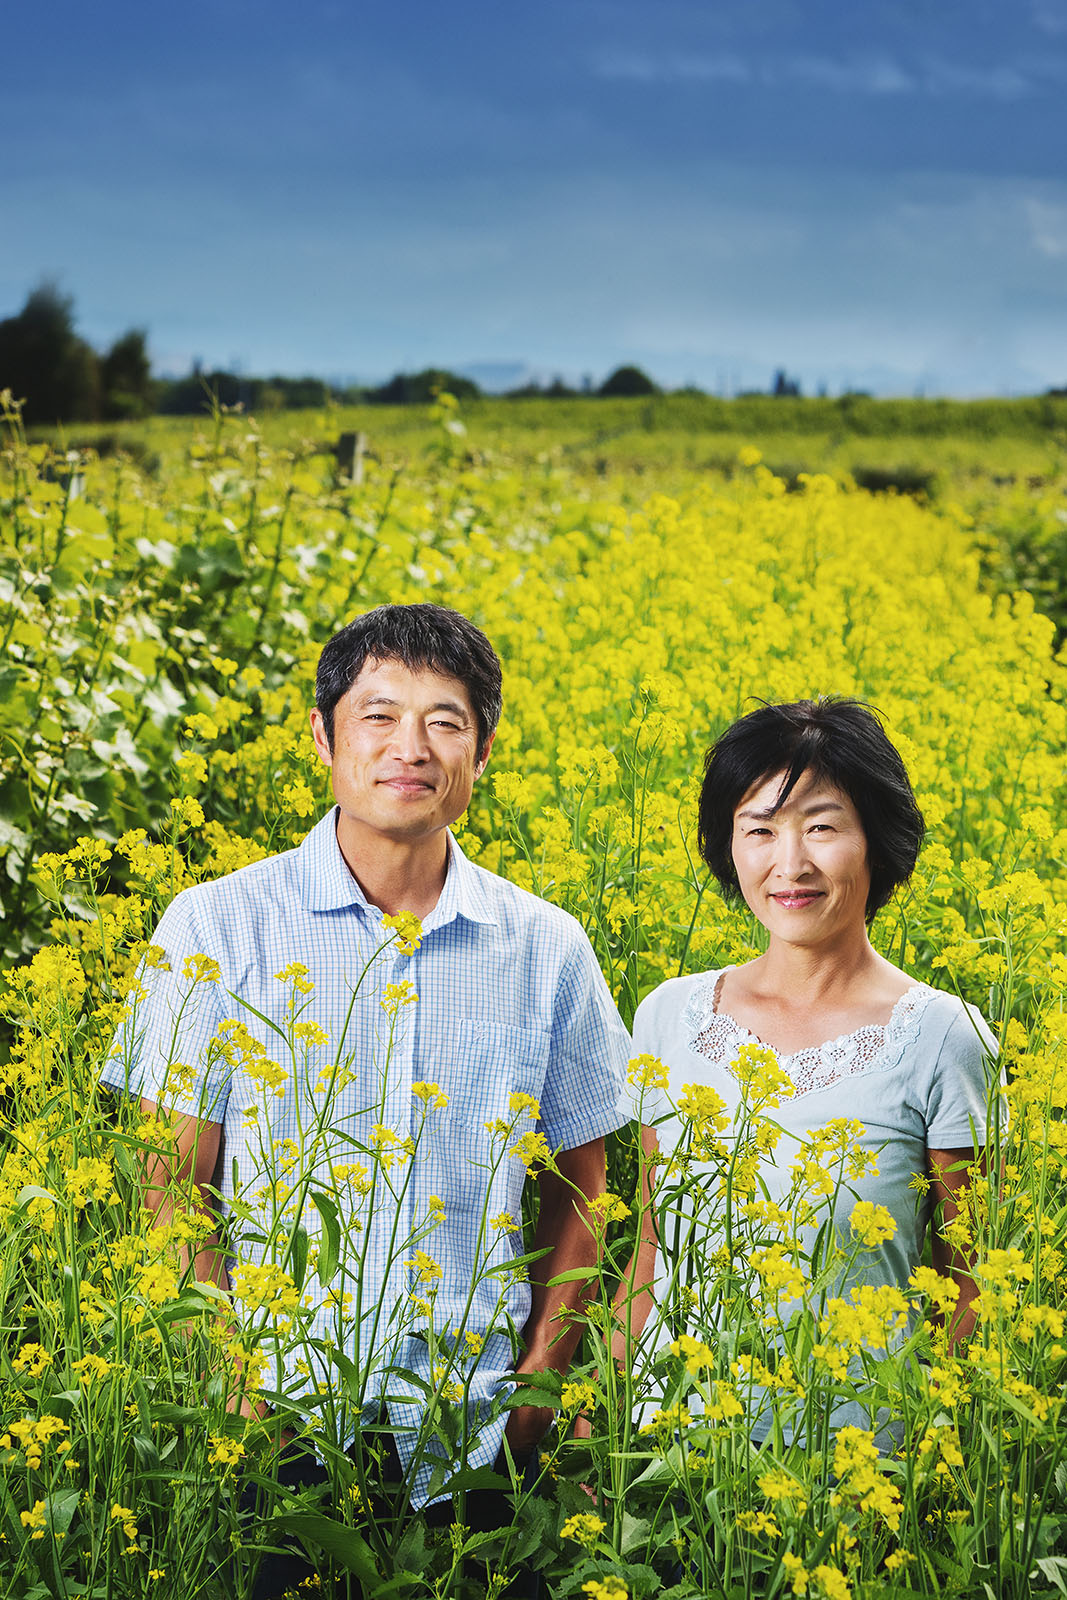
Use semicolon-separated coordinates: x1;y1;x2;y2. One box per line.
103;807;630;1503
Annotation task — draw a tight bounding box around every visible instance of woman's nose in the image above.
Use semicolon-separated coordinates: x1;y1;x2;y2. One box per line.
775;829;813;877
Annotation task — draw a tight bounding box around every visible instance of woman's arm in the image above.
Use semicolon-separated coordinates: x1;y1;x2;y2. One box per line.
608;1123;661;1356
928;1144;982;1352
572;1123;659;1440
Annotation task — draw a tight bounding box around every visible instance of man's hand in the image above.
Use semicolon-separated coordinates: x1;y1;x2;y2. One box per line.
507;1136;607;1456
503;1404;554;1460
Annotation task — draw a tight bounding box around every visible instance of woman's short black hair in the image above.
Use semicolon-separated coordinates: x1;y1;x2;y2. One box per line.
315;603;503;758
698;698;925;921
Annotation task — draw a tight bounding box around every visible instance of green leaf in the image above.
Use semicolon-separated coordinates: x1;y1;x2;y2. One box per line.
1034;1557;1067;1596
547;1266;600;1286
290;1222;309;1291
311;1189;341;1286
269;1513;380;1583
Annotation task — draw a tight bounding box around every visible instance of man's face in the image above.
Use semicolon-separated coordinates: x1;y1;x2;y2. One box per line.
310;657;491;848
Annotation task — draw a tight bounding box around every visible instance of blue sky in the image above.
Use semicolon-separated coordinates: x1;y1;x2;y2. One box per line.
4;0;1066;395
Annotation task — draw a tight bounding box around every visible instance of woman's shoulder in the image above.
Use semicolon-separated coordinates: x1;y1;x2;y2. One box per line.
633;969;722;1042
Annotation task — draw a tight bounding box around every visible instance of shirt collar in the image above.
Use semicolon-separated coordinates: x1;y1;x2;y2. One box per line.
297;807;498;928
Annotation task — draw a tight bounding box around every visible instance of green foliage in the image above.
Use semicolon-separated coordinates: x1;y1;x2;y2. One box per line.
0;283;100;426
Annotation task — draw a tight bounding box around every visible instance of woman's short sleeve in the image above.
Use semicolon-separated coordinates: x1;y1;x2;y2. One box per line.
624;985;676;1128
924;1001;1003;1148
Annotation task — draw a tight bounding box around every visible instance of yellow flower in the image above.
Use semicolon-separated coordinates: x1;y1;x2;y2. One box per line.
382;980;419;1017
382;911;422;954
626;1052;669;1091
65;1157;119;1208
274;961;315;993
207;1433;246;1469
812;1566;852;1600
13;1343;52;1378
849;1200;897;1248
561;1379;597;1411
586;1191;631;1229
782;1552;809;1594
282;778;317;817
20;1500;48;1540
581;1579;628;1600
181;953;221;984
508;1091;541;1120
412;1079;448;1109
72;1353;114;1383
406;1250;443;1285
670;1332;714;1374
561;1512;606;1546
736;1510;780;1537
758;1468;808;1510
509;1130;553;1173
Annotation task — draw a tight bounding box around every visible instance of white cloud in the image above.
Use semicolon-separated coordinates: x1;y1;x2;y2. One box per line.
596;49;751;84
593;47;1051;100
1033;1;1067;35
1025;197;1067;258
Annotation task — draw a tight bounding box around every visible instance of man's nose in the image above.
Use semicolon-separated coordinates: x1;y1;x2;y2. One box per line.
390;716;431;762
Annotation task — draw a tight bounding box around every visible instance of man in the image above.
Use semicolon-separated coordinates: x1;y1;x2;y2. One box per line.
103;603;630;1593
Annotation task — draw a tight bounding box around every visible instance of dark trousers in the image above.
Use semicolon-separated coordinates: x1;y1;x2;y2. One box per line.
245;1437;539;1600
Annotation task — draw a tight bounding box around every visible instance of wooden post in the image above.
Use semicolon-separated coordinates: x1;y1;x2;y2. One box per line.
336;431;367;483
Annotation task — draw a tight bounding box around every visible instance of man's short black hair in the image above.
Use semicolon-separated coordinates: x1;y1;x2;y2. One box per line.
315;603;503;758
698;698;925;922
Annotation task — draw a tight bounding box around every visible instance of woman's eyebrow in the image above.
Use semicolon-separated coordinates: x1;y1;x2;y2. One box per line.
736;799;846;820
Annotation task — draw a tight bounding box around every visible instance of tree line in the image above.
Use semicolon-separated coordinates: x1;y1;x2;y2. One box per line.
0;284;788;426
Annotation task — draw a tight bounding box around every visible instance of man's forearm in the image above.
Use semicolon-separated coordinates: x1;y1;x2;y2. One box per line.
517;1184;599;1376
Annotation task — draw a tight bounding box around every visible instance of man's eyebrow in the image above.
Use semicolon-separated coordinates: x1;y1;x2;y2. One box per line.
736;800;846;821
356;693;469;717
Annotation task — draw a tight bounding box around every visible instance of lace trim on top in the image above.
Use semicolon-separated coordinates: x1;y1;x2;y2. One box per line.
682;973;937;1098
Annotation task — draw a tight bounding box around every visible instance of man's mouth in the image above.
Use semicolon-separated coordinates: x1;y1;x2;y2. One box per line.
379;777;435;794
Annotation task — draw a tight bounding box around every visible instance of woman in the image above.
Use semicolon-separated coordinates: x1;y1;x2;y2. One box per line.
615;698;1000;1433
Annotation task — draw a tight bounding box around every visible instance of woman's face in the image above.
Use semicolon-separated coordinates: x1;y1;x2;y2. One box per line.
730;767;872;947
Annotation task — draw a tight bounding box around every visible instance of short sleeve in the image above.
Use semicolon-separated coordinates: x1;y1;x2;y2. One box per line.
925;1002;1003;1149
101;891;233;1124
537;933;631;1151
625;988;673;1128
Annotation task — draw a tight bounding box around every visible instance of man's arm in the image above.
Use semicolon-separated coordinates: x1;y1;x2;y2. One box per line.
139;1098;227;1286
140;1098;279;1428
504;1135;606;1457
928;1145;982;1351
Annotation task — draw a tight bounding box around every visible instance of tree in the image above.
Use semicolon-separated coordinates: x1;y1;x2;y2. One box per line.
101;329;153;419
0;282;100;424
772;369;802;398
597;364;659;397
366;368;481;405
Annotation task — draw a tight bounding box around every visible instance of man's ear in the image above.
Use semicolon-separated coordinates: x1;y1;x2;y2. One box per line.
309;706;333;767
474;728;496;779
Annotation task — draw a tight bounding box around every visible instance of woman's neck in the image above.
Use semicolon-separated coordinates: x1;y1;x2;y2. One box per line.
743;929;884;1007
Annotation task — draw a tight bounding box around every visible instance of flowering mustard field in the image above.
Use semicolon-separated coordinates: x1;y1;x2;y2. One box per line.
1;394;1066;1599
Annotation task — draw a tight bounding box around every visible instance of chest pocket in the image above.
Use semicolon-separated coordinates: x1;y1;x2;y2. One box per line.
418;1017;550;1125
414;1019;551;1217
